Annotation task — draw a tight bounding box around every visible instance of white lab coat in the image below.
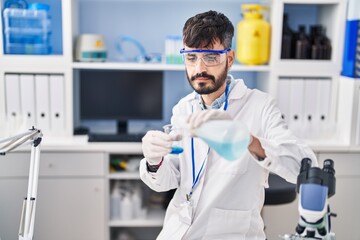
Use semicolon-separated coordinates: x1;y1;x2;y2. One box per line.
140;78;317;240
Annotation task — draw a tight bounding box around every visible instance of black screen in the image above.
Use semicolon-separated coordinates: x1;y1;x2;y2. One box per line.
79;70;163;121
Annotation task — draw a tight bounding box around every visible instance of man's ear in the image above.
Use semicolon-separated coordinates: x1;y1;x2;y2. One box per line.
227;50;235;67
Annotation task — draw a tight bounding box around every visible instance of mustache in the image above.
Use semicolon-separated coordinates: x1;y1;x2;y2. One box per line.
191;72;215;82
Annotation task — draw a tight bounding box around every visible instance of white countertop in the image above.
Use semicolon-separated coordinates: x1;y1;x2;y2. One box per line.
7;135;360;153
9;135;143;153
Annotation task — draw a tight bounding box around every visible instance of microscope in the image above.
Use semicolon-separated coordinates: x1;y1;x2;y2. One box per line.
283;158;337;240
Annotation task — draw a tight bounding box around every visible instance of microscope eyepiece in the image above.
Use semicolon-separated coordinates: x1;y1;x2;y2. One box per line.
300;158;312;173
323;159;335;175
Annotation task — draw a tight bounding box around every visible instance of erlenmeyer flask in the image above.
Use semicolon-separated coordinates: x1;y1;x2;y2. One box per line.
193;120;250;161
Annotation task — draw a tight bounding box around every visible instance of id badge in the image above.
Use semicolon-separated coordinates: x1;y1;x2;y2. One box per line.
179;200;193;225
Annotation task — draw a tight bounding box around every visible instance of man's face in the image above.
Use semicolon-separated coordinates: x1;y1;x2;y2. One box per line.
184;41;234;95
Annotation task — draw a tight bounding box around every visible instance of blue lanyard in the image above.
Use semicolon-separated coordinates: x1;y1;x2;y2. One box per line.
189;83;229;198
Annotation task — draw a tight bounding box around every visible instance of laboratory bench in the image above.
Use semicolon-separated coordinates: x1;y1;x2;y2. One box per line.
0;136;359;239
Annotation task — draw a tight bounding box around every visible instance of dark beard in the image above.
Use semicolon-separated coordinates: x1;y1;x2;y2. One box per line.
187;61;228;95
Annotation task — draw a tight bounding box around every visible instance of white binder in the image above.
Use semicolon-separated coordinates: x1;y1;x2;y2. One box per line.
289;79;304;136
5;74;23;135
49;75;65;134
20;74;36;128
5;74;21;121
35;74;51;132
317;79;332;125
303;79;319;138
277;78;291;124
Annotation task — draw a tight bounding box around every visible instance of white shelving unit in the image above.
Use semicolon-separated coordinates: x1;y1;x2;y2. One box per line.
107;153;167;239
268;0;347;148
0;0;351;239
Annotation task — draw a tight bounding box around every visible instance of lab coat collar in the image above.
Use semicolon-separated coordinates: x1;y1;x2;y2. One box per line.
228;78;248;100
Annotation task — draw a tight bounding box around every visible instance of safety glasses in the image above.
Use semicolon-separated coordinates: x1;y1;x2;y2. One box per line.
180;48;231;67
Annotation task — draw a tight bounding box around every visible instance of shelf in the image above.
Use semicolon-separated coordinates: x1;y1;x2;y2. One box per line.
231;64;270;72
109;209;165;227
281;0;341;4
276;60;340;76
109;172;140;180
72;62;270;72
0;55;70;70
79;0;268;3
73;62;184;71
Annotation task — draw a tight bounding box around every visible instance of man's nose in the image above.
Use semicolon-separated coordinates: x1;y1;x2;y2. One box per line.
195;57;207;72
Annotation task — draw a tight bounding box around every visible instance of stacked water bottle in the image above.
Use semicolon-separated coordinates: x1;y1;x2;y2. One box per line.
110;181;147;221
3;1;52;54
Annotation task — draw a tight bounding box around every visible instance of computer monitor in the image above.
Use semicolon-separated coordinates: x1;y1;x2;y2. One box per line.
79;69;163;134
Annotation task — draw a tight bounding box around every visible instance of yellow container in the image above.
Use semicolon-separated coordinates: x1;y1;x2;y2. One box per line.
236;4;271;65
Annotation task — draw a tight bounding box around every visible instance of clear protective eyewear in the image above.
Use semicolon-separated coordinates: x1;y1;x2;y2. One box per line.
180;48;231;67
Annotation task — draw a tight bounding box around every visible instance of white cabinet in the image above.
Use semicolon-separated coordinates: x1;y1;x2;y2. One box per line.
269;0;347;143
262;198;299;240
0;152;106;240
0;0;75;137
36;178;106;240
0;178;28;240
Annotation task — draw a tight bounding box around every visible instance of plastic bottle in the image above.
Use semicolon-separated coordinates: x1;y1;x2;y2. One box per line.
116;230;135;240
193;120;250;161
120;192;133;220
131;185;142;219
236;4;271;65
281;14;294;59
295;25;310;59
110;182;121;220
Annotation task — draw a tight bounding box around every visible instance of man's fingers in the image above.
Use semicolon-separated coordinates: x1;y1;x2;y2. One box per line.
143;130;173;148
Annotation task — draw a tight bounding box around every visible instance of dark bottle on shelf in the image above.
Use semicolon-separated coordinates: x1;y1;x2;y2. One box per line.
309;25;332;60
322;29;332;60
310;25;324;60
281;14;294;59
295;25;310;59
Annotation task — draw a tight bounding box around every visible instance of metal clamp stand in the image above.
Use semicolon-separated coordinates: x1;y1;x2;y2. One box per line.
0;127;42;240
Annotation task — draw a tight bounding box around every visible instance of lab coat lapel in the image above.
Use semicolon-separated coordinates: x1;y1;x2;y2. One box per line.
228;79;248;101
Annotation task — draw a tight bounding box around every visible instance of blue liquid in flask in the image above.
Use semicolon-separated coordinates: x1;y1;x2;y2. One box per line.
170;146;184;154
201;137;249;161
193;120;250;161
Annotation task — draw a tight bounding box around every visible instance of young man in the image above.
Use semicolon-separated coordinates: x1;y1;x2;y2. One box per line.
140;10;317;239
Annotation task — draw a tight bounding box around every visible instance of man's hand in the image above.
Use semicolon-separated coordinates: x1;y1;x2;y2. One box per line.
142;130;173;165
248;135;266;160
187;110;231;130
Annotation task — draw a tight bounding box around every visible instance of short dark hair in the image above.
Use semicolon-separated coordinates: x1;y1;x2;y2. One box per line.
182;10;234;49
